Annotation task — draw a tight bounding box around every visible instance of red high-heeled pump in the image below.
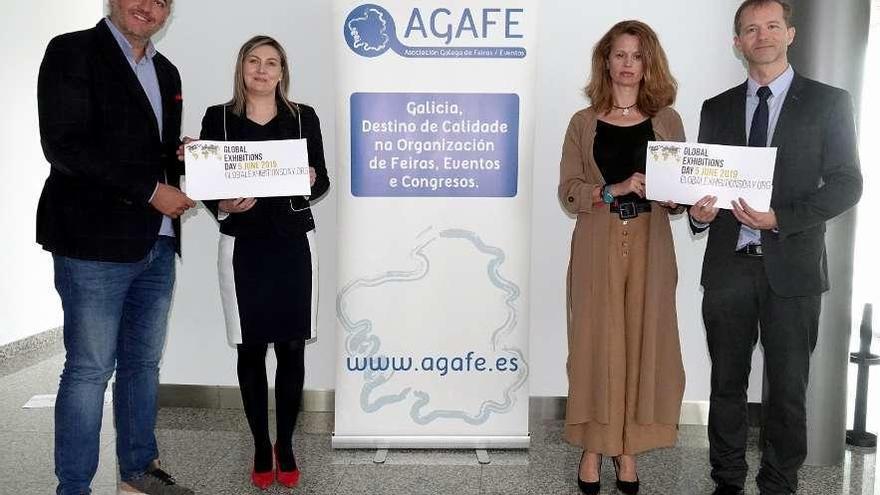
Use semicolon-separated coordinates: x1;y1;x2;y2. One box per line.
274;444;301;488
250;466;274;490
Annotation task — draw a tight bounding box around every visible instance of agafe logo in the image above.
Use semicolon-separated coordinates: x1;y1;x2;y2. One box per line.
343;4;528;59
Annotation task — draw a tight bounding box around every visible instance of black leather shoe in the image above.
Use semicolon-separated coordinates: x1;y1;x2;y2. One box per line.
577;451;601;495
712;485;744;495
612;456;639;494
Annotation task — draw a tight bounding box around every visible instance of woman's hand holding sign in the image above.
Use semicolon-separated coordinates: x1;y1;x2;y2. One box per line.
219;197;257;213
610;172;646;198
689;195;720;224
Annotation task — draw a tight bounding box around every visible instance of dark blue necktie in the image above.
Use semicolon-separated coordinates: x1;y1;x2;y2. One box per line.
737;85;772;250
748;86;772;147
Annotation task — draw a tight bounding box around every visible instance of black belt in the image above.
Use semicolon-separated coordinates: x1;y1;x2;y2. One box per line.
609;200;651;220
736;244;763;257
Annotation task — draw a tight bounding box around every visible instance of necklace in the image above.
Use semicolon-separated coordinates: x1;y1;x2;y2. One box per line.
612;103;637;116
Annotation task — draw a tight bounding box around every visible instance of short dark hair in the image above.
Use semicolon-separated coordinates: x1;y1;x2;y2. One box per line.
734;0;793;35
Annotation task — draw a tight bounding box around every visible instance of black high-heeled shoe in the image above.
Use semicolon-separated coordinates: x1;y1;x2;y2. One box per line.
612;456;640;494
577;451;601;495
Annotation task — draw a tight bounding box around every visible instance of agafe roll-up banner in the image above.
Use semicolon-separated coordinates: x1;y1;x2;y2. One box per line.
333;1;538;449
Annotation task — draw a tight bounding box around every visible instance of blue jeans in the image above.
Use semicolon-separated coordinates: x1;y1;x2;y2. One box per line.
53;237;175;495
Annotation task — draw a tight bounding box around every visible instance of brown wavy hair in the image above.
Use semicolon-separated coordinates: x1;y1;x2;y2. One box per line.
585;20;677;117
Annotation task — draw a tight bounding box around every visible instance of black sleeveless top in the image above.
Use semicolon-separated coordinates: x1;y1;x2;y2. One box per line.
593;119;654;203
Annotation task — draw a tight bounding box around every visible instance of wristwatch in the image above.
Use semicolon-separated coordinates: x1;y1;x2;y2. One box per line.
600;185;614;204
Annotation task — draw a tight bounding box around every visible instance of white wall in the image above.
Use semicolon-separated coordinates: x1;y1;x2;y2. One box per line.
0;3;103;347
156;0;765;402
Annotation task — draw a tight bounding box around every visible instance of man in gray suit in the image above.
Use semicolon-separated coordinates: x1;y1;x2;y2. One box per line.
688;1;862;494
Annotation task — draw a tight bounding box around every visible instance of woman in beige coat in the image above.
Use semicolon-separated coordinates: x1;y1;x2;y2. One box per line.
559;20;686;495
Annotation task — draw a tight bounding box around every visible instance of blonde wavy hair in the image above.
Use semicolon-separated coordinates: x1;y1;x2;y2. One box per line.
229;35;299;118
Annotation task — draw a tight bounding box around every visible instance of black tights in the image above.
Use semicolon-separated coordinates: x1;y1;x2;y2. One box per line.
237;340;305;472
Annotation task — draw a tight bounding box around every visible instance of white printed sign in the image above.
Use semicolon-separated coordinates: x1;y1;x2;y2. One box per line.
646;141;776;211
184;139;311;200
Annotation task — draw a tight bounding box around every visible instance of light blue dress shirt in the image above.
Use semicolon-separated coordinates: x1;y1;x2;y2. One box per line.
737;64;794;249
105;17;174;238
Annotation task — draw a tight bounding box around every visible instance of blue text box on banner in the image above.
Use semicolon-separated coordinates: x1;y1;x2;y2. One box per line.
351;92;519;197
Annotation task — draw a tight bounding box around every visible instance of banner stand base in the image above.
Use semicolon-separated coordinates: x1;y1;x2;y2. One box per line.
331;434;531;450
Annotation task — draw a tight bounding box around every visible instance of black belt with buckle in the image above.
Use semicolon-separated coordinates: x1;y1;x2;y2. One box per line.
610;199;652;220
736;244;763;257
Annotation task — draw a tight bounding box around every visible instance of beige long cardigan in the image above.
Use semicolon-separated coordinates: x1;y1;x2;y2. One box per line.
558;106;686;430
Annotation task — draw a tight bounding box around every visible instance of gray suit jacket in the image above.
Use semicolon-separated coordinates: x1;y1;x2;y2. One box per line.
693;72;862;297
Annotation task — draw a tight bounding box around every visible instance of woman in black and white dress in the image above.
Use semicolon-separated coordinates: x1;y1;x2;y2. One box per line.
199;35;329;490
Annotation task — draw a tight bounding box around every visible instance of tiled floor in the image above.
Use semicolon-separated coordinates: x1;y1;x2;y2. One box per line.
0;348;875;494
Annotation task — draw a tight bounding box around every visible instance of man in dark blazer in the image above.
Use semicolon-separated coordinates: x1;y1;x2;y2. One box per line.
688;1;862;494
37;0;195;493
